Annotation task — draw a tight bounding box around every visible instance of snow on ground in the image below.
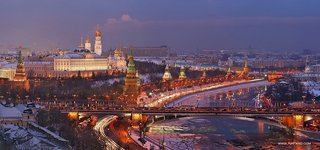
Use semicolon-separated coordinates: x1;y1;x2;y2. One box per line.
0;124;69;150
90;73;161;88
91;78;123;88
310;89;320;97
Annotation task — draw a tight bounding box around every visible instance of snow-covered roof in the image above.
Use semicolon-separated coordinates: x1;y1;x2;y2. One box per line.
25;61;52;65
279;81;288;84
0;104;22;118
1;63;17;69
301;81;319;87
310;89;320;97
15;104;27;113
292;73;320;78
55;53;83;59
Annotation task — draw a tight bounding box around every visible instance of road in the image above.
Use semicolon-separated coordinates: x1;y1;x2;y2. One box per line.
165;80;272;107
143;79;265;107
107;118;145;150
94;115;124;150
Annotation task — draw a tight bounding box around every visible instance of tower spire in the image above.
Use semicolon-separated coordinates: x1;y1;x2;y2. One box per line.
14;50;27;82
18;50;23;64
79;35;84;49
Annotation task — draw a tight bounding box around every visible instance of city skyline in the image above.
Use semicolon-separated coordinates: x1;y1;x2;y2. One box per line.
1;0;320;52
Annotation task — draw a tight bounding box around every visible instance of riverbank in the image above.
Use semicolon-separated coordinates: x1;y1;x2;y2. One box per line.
145;78;266;107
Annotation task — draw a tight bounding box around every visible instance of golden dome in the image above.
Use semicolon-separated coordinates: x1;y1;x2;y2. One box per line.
95;30;101;37
85;38;90;43
114;48;119;53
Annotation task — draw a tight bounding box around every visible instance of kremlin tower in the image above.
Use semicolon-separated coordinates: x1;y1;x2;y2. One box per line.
225;66;233;79
178;66;187;81
162;64;173;82
242;58;250;78
200;70;207;80
13;51;27;82
124;54;140;105
94;26;102;55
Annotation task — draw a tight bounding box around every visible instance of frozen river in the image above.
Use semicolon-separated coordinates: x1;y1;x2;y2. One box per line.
147;116;319;150
148;82;320;149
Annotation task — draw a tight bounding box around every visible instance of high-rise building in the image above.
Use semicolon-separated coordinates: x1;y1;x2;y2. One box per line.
13;51;27;81
124;54;140;104
94;27;102;55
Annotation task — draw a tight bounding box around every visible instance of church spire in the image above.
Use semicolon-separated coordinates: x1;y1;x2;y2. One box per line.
18;50;23;64
79;35;84;49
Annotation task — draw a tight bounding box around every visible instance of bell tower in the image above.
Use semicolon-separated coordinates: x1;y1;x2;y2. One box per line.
94;25;102;55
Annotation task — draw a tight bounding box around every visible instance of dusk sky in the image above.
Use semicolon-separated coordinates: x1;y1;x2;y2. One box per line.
0;0;320;52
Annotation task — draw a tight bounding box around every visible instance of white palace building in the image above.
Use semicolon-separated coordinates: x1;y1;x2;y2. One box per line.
0;29;127;80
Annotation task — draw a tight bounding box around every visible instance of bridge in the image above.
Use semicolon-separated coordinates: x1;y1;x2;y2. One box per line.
61;108;320;116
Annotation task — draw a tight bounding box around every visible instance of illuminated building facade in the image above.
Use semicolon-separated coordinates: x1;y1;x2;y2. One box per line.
54;53;109;71
0;64;16;80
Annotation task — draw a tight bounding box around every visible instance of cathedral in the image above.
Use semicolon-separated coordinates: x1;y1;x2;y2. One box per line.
75;27;102;55
108;48;127;72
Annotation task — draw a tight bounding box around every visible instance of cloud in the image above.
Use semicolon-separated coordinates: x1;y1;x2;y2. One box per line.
104;15;320;32
104;14;143;32
120;14;133;22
